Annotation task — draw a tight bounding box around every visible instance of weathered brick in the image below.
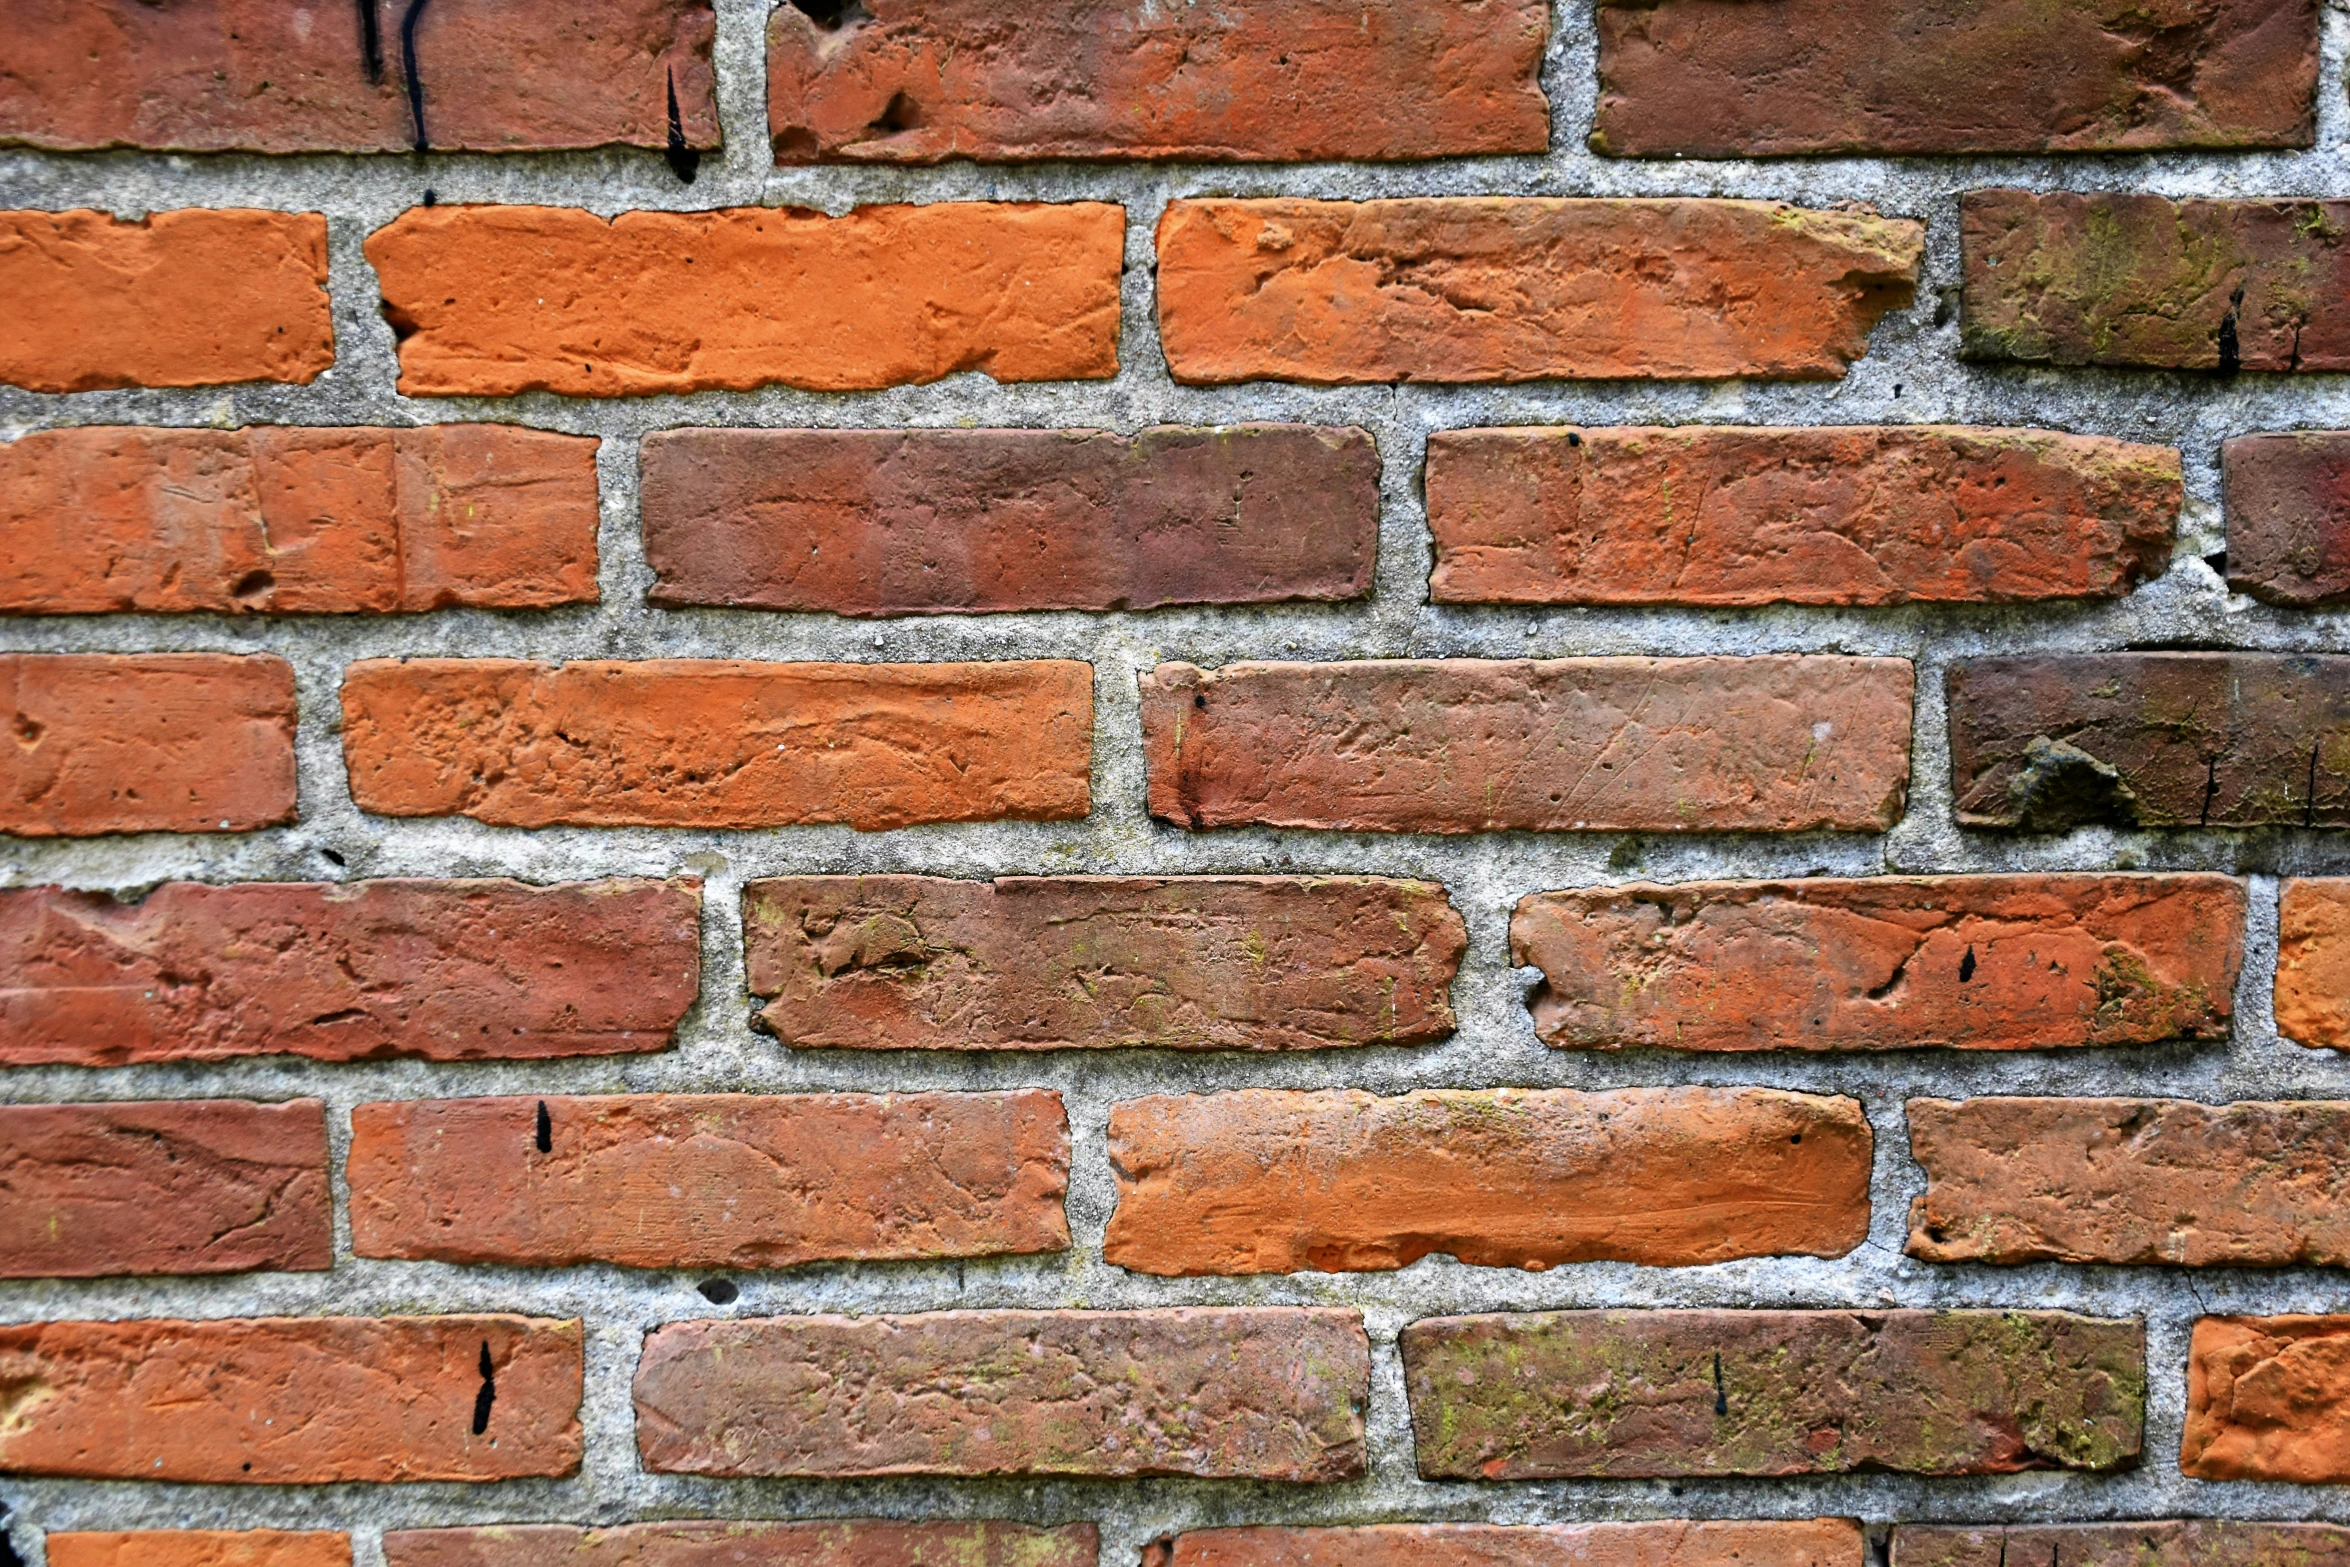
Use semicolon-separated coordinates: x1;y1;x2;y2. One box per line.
768;0;1548;163
641;426;1378;615
385;1521;1096;1567
0;879;699;1067
0;1099;330;1278
2224;431;2350;607
350;1091;1070;1269
2279;878;2350;1049
0;0;714;154
1157;199;1922;385
1426;426;2178;607
0;1316;582;1482
1948;653;2350;829
633;1308;1368;1479
1962;191;2350;372
0;425;599;615
1511;875;2243;1053
1402;1309;2144;1478
342;659;1091;830
48;1534;350;1567
743;875;1463;1052
1141;658;1912;834
2185;1315;2350;1481
1104;1087;1869;1275
0;210;332;392
1592;0;2315;157
1160;1521;1865;1567
367;204;1123;398
1;654;296;837
1909;1098;2350;1266
1893;1522;2350;1567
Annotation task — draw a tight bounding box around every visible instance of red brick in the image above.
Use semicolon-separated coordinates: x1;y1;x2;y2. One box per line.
1962;191;2350;372
1157;198;1922;385
0;425;599;615
1909;1098;2350;1265
641;425;1378;615
1141;658;1912;834
350;1091;1069;1269
1511;875;2242;1053
1894;1522;2350;1567
1;654;296;837
386;1521;1096;1567
1159;1521;1865;1567
2185;1315;2350;1481
0;0;713;154
48;1534;350;1567
0;210;332;392
343;659;1090;830
633;1308;1368;1479
2224;431;2350;607
2279;879;2350;1049
0;1316;582;1482
1104;1087;1869;1275
1426;426;2178;607
1403;1309;2144;1478
1593;0;2315;157
0;878;699;1067
1948;653;2350;828
367;204;1123;398
0;1099;329;1278
743;875;1463;1052
768;0;1547;163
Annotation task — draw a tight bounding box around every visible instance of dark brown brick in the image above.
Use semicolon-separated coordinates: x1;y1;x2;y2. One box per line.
2225;431;2350;607
1893;1522;2350;1567
1164;1521;1866;1567
385;1521;1097;1567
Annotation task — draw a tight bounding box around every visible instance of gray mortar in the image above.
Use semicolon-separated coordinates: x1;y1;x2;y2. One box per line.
6;0;2350;1559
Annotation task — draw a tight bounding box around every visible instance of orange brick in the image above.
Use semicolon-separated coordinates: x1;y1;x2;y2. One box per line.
48;1534;349;1567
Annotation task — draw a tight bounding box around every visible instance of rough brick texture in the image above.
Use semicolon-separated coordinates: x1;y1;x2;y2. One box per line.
2278;879;2350;1048
1948;653;2350;829
641;425;1377;615
1511;875;2243;1052
743;875;1463;1052
1103;1087;1868;1275
1159;1521;1866;1567
1893;1522;2350;1567
1592;0;2316;157
0;878;700;1066
1142;658;1913;834
47;1534;351;1567
349;1091;1070;1269
0;210;332;392
2224;431;2350;607
0;0;715;154
1962;191;2350;372
1157;199;1922;384
385;1521;1097;1567
633;1308;1369;1479
1403;1309;2144;1478
367;203;1123;397
0;425;600;614
341;659;1092;830
1908;1098;2350;1266
2184;1315;2350;1481
1;654;296;837
0;1316;582;1482
769;0;1548;163
0;1099;330;1278
1425;426;2179;606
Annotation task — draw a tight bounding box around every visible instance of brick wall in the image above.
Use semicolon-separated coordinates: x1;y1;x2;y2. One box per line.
2;0;2348;1562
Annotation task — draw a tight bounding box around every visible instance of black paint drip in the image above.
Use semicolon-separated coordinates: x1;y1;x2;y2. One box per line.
401;0;433;152
535;1100;553;1153
665;67;701;184
358;0;384;82
472;1341;497;1434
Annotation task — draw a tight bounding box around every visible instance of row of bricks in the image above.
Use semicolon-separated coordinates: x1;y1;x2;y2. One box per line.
0;0;2321;161
10;422;2350;612
6;192;2344;394
26;1088;2350;1277
14;1304;2350;1481
0;871;2320;1066
10;650;2350;836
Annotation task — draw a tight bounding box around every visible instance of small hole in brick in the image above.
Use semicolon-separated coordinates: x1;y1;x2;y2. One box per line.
870;91;920;133
788;0;863;28
381;301;422;343
472;1341;496;1435
698;1277;740;1304
1565;431;1582;447
232;569;275;599
1959;945;1977;983
535;1100;552;1153
1193;692;1207;709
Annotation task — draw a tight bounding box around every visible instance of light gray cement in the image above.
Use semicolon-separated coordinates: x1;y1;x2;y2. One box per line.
5;0;2350;1559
